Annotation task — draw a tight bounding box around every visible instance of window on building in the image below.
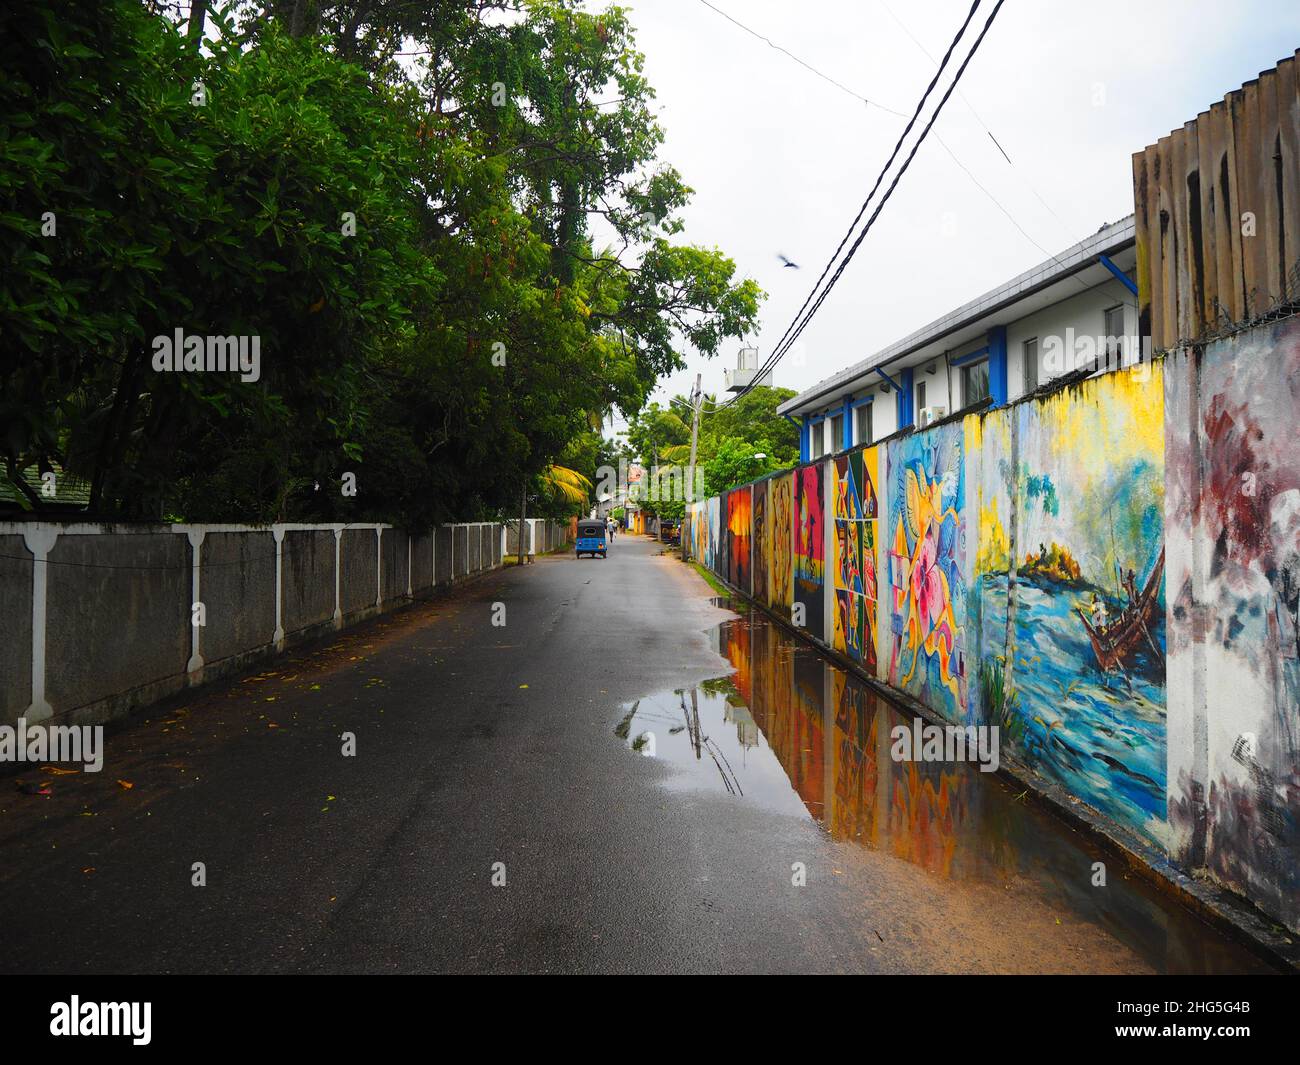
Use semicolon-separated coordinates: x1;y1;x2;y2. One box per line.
1023;338;1039;392
810;421;824;459
961;358;990;406
830;413;845;453
856;403;873;446
1104;305;1125;367
916;380;927;417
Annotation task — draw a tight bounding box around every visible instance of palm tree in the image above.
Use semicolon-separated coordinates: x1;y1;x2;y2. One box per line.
538;464;592;505
515;465;592;564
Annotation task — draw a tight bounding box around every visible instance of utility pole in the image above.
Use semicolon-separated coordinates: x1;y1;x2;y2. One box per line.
682;373;702;561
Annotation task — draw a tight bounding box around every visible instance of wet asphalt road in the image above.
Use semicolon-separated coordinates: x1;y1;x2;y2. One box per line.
0;535;1271;973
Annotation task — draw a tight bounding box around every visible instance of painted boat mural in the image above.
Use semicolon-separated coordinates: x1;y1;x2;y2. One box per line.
1075;547;1165;676
975;369;1167;849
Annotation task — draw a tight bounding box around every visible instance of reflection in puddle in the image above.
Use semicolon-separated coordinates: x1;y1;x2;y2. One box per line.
616;601;1275;974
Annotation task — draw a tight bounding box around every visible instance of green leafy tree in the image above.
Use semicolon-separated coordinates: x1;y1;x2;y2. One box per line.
640;385;799;498
695;386;800;469
702;437;782;496
2;0;763;526
624;402;689;469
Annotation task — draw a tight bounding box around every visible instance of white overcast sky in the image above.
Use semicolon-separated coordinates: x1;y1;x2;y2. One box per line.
589;0;1300;417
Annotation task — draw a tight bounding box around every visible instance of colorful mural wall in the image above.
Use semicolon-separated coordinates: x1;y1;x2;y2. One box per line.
752;479;769;606
964;405;1015;731
680;343;1298;932
794;464;825;641
1166;318;1300;933
712;496;722;579
727;485;752;596
832;448;880;675
769;472;794;618
686;501;707;569
887;423;968;722
716;493;728;579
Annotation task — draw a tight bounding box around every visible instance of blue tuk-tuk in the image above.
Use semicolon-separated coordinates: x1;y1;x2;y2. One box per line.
576;518;607;558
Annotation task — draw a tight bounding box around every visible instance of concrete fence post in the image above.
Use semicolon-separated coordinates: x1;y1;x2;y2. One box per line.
333;527;343;625
375;527;383;607
21;524;58;723
272;526;286;649
186;528;205;678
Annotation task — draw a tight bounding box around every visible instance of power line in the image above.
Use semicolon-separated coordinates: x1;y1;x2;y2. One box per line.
878;2;1009;157
694;0;909;119
712;0;985;415
720;0;1008;410
874;0;1075;239
752;0;1010;399
689;0;1114;414
696;0;1068;255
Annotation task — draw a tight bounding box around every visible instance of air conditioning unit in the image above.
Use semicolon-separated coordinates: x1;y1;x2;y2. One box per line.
724;345;772;392
918;405;947;428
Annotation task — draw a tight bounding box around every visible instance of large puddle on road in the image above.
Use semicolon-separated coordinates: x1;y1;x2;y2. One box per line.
615;601;1275;974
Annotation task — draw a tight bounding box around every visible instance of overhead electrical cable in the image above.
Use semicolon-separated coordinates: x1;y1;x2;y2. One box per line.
716;0;986;409
695;0;910;118
695;0;1065;265
716;0;1008;410
744;0;1011;402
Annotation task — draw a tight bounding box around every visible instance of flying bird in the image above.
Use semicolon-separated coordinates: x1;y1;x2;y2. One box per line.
777;253;800;269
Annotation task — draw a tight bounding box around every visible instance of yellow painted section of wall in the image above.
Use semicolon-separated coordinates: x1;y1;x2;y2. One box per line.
975;498;1010;574
965;409;1014;577
1035;363;1164;470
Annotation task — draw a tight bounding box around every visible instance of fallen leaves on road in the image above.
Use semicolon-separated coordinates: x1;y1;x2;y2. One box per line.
40;765;79;776
16;780;51;796
117;780;134;790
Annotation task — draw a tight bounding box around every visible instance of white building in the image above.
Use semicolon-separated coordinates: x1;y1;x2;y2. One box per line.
778;216;1140;461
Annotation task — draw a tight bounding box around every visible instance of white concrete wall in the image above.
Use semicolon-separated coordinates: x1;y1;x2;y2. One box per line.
0;521;509;730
